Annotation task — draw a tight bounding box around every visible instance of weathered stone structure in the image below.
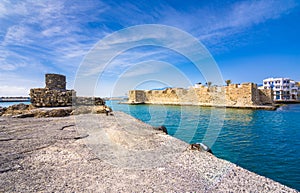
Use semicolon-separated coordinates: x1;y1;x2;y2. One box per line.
128;83;274;108
30;88;75;107
30;74;105;107
30;74;75;107
45;73;66;90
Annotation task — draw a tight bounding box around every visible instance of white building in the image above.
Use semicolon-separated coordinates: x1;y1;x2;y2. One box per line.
263;78;299;101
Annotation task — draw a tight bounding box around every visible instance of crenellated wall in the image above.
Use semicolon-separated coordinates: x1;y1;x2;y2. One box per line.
129;83;274;107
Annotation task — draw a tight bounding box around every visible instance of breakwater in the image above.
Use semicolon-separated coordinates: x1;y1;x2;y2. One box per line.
107;100;300;191
0;112;298;192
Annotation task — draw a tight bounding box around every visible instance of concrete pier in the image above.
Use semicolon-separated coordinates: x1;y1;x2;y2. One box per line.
0;112;297;192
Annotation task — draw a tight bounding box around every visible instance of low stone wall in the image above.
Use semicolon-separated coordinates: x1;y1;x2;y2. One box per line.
129;83;274;107
30;88;75;107
75;97;105;106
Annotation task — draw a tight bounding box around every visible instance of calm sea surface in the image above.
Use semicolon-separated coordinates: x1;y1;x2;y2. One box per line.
107;100;300;191
0;101;30;107
1;101;299;190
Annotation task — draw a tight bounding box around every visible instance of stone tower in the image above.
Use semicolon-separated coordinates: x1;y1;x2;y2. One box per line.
30;74;75;107
45;74;66;90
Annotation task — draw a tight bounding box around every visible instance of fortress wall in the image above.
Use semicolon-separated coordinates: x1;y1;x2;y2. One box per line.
145;89;180;104
225;83;254;106
129;83;273;107
258;89;273;105
129;90;146;103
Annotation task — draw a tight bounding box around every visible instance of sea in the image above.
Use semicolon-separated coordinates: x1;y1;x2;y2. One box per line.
1;101;299;190
0;101;31;107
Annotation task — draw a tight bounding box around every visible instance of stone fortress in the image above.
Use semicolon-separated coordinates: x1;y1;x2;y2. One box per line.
30;73;104;107
129;83;275;109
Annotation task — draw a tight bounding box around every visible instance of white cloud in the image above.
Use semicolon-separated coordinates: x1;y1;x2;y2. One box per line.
157;0;298;46
0;0;28;18
120;60;167;78
3;25;32;45
0;85;29;97
222;0;297;29
42;26;62;37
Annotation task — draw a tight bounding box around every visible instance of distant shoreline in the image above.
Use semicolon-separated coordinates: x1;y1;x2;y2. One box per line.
0;97;30;102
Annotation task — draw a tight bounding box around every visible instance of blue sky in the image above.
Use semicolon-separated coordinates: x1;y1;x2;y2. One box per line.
0;0;299;97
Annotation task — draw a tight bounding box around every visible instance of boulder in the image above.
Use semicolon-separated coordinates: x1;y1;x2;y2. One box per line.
70;106;93;115
46;109;72;117
153;125;168;134
12;113;35;118
7;103;29;111
70;105;110;115
0;107;7;116
75;97;105;106
2;104;36;116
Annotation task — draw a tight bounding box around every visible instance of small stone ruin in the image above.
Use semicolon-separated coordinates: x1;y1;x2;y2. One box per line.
30;74;104;107
45;73;66;90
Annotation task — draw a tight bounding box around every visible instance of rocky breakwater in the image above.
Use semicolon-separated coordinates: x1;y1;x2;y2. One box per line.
0;102;111;118
0;112;298;192
0;104;72;118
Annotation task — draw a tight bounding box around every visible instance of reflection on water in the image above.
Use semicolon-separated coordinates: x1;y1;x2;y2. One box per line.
108;101;300;191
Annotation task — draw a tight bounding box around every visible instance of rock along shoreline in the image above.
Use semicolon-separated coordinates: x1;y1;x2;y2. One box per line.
0;111;298;192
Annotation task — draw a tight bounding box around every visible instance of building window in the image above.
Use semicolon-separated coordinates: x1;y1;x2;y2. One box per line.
264;82;267;85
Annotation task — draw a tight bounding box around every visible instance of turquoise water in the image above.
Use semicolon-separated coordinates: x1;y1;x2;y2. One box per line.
107;101;300;191
0;101;31;108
